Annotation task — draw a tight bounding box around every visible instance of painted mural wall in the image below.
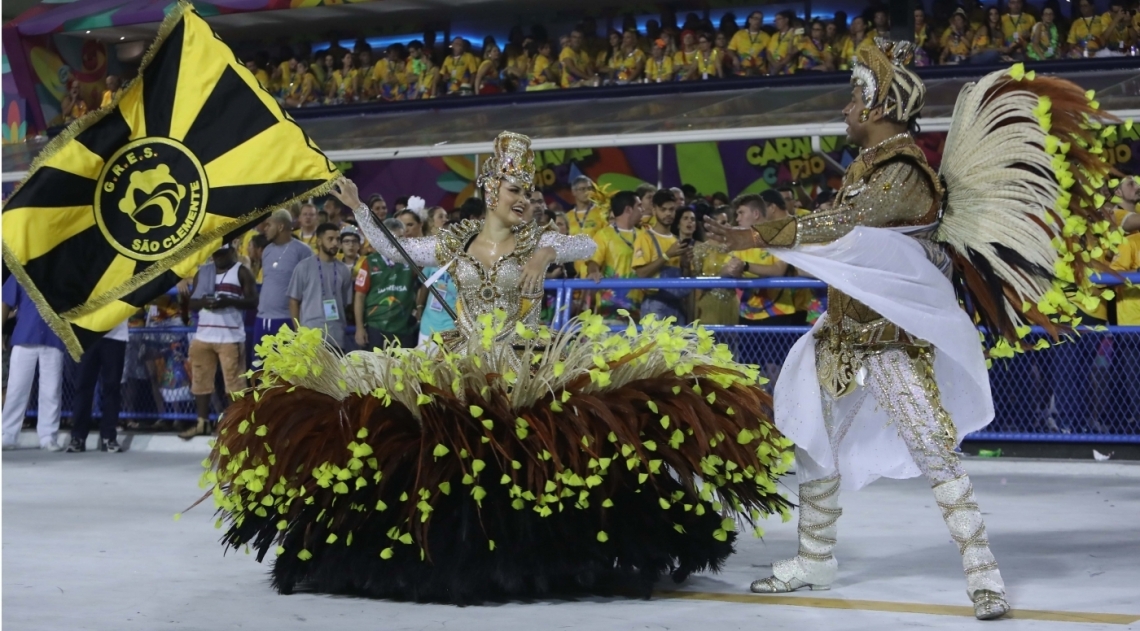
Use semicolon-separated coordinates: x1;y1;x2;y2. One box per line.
339;132;939;209
26;34;124;131
338;126;1138;210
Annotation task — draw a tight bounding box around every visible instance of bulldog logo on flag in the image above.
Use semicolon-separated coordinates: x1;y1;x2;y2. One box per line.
1;2;339;358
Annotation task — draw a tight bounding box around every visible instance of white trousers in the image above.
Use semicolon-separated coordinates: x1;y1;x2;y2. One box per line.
2;344;64;445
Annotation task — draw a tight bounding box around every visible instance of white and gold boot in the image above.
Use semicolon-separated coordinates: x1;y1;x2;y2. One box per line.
933;475;1010;620
751;475;842;593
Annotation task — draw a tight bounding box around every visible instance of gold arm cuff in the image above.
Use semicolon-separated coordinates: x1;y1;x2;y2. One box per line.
752;216;798;248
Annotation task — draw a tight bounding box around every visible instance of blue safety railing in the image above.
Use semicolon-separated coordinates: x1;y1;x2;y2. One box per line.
18;273;1140;441
545;274;1140;444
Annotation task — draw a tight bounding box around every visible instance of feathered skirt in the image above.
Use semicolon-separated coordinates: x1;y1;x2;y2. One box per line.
203;312;793;604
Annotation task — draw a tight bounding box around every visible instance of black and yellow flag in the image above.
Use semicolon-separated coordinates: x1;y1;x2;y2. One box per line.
1;3;338;359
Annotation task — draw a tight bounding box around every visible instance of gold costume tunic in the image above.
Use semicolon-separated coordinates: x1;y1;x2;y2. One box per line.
750;134;945;397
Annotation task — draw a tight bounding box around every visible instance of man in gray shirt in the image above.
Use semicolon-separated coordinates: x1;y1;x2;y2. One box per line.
288;222;353;349
255;209;312;345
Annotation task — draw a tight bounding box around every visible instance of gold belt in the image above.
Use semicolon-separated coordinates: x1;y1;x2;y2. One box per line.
814;315;929;399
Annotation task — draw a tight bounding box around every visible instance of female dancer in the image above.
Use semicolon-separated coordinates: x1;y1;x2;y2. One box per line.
204;131;793;604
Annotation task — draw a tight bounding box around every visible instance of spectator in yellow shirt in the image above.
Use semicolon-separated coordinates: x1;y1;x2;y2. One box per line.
766;11;800;76
1001;0;1036;58
940;8;975;64
267;61;285;97
565;176;608;238
566;176;608;276
559;30;595;87
633;190;693;324
728;11;769;76
503;43;530;89
971;7;1011;63
720;192;808;376
475;44;503;94
274;48;294;97
371;46;401;99
526;41;557;91
1101;1;1137;53
357;48;377;99
826;21;852;69
840;16;877;70
595;31;623;84
60;80;87;123
314;51;332;88
714;32;732;75
673;30;700;80
441;38;479;95
1028;7;1062;60
283;58;319;107
405;41;438;100
245;53;271;91
585;191;644;321
328;52;360;104
645;39;675;83
614;31;647;84
1069;0;1106;57
100;75;121;108
295;203;321;253
723;192;807;326
798;20;835;71
692;33;724;80
914;8;938;65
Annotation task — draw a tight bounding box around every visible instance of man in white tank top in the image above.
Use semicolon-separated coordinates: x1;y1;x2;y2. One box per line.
182;245;259;439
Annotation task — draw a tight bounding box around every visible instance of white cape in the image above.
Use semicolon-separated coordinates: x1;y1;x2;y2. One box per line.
770;227;993;491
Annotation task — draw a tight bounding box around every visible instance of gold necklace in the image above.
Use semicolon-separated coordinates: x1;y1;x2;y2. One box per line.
860;131;911;156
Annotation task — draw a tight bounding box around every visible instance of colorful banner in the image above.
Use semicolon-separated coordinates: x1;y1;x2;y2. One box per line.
12;31;126;131
2;52;27;145
11;0;381;37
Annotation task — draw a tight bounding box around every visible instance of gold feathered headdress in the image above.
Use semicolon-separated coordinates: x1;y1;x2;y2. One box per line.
851;39;925;123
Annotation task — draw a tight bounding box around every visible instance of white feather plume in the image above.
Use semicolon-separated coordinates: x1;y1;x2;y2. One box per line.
407;195;427;222
936;70;1060;326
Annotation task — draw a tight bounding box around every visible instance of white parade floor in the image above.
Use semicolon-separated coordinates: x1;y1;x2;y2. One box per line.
3;449;1138;631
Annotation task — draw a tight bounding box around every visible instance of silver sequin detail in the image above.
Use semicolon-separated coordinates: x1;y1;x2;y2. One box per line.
358;211;594;353
862;348;965;484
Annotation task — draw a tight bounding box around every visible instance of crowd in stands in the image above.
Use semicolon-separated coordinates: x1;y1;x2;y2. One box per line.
59;1;1140;123
4;169;1139;442
243;0;1140;108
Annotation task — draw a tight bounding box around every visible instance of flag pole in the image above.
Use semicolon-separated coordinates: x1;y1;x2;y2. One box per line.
364;214;458;322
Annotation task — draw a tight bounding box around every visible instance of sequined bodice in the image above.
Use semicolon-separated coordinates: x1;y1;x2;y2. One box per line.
437;220;546;345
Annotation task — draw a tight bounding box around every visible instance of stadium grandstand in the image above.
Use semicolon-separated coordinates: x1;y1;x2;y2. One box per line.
2;0;1140;628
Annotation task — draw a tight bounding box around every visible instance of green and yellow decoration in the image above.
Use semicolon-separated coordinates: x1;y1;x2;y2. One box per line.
202;311;793;601
939;63;1129;364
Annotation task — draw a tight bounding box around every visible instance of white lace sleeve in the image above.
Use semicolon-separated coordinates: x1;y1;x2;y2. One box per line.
538;231;596;264
357;206;439;267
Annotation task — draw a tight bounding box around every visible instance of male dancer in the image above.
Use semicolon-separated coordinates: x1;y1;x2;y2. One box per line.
707;41;1115;620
